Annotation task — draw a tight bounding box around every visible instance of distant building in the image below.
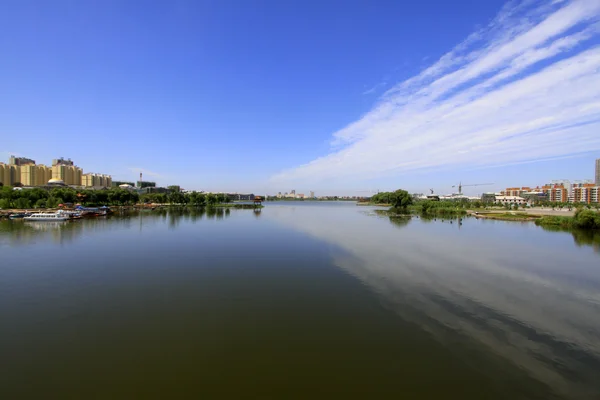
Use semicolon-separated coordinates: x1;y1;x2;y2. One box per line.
0;163;20;186
13;164;52;187
47;178;66;187
137;181;156;188
52;157;74;166
571;182;599;204
309;191;315;199
81;173;112;188
521;191;547;203
227;193;255;201
52;164;82;185
596;158;600;186
9;155;35;166
495;196;527;205
542;181;570;203
1;155;113;188
112;181;135;187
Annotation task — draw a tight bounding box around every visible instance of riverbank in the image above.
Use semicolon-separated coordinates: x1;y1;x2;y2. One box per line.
469;211;540;221
466;207;578;222
0;203;263;218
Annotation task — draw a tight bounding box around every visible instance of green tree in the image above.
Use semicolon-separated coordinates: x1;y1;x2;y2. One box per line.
206;193;217;206
169;191;185;205
389;189;413;212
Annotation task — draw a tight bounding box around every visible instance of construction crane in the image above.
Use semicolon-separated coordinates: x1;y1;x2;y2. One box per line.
429;188;434;194
452;182;494;195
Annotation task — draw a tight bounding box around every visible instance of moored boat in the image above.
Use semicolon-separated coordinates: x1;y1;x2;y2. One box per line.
74;205;112;217
59;210;83;219
24;211;70;221
9;212;32;219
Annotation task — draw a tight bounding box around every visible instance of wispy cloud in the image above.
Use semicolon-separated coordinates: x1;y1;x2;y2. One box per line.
271;0;600;186
362;81;387;95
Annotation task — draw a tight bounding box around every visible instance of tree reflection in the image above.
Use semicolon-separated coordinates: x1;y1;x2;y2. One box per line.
571;229;600;253
389;216;411;228
539;225;600;253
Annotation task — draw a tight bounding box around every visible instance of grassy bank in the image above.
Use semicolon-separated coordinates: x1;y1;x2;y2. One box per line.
473;212;539;221
535;209;600;230
357;202;390;206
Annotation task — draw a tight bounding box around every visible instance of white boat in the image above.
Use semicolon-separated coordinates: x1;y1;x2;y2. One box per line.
24;211;70;221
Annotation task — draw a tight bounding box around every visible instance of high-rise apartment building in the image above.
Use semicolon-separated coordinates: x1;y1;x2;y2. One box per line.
596;158;600;186
542;182;569;202
35;165;53;186
82;173;112;188
0;163;21;186
52;164;82;185
19;164;37;186
52;157;74;166
9;155;35;166
571;183;598;204
2;155;113;187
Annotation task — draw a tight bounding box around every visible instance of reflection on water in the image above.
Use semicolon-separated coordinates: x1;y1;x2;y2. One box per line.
0;208;232;246
539;224;600;253
1;203;599;398
265;204;600;398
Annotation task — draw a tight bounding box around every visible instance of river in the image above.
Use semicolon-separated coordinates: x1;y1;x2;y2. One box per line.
1;202;599;399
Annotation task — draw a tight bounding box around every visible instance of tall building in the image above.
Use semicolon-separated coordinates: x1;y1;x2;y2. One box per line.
0;163;21;186
596;158;600;186
9;155;35;166
542;181;570;202
571;183;598;204
52;164;82;185
82;173;112;188
309;191;315;198
19;164;36;186
35;165;53;186
52;157;74;166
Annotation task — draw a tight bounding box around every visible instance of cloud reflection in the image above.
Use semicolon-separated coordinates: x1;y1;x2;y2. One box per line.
266;205;600;397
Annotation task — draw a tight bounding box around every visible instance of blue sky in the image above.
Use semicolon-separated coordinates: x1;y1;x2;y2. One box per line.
1;0;600;196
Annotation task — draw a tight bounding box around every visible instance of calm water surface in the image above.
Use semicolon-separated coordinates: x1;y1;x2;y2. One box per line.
1;202;599;399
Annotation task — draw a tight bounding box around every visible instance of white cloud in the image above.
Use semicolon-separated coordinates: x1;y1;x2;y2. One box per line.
270;0;600;187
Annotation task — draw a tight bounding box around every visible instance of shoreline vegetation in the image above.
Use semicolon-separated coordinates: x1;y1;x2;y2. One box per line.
0;185;262;218
366;189;600;232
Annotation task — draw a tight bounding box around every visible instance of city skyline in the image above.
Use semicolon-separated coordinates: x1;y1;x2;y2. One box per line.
2;1;600;195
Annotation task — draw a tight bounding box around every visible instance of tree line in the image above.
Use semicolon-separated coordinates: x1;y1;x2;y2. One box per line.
0;186;232;209
536;209;600;230
370;191;600;212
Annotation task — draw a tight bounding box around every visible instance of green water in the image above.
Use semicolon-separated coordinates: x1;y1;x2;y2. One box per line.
1;203;599;399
